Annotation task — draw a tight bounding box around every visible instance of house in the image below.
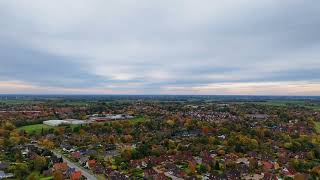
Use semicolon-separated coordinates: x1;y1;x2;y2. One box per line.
154;173;168;180
0;163;9;170
207;173;228;180
107;171;129;180
243;174;264;180
226;169;240;179
130;159;147;168
71;151;81;159
93;164;105;174
246;114;269;120
236;157;250;166
79;156;89;166
263;173;278;180
71;171;82;180
65;167;76;177
105;144;117;151
86;159;96;169
282;167;296;177
144;168;158;178
53;162;69;172
50;155;63;164
0;171;14;179
262;161;274;172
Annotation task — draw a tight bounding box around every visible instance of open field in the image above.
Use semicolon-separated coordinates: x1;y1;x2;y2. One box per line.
18;123;82;134
0;99;41;105
250;100;320;110
131;116;147;123
18;124;52;134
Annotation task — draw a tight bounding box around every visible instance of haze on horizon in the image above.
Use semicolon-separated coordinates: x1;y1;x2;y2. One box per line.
0;1;320;95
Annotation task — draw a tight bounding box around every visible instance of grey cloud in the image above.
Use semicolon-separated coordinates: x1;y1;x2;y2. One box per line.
0;41;110;88
0;0;320;94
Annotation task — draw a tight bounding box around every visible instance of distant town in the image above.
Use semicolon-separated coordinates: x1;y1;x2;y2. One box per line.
0;95;319;179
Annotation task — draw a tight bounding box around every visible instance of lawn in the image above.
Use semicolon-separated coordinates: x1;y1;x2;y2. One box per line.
131;116;147;123
18;124;52;134
315;122;320;134
40;177;53;180
18;123;83;134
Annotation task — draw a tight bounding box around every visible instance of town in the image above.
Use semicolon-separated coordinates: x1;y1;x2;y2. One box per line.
0;95;320;179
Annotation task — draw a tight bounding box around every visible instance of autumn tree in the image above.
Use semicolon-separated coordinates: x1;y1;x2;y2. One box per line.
53;171;64;180
188;161;196;175
33;155;47;171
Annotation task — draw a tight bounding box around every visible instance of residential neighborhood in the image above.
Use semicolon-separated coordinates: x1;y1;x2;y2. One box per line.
0;96;320;179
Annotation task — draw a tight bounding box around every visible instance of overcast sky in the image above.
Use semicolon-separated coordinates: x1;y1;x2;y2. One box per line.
0;0;320;95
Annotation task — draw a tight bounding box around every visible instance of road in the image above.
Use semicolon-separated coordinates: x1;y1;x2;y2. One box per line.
51;150;97;180
29;144;97;180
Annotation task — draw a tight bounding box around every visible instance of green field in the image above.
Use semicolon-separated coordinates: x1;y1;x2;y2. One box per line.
315;122;320;133
0;99;41;105
18;117;146;134
131;116;147;123
18;124;52;134
18;123;82;134
251;100;320;110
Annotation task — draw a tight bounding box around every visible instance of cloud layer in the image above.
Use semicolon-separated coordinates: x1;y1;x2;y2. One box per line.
0;0;320;95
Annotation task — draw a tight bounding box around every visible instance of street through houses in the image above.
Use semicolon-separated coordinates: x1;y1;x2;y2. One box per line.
30;144;97;180
51;150;97;180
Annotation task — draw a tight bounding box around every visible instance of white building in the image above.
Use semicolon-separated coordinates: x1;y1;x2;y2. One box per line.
43;119;88;126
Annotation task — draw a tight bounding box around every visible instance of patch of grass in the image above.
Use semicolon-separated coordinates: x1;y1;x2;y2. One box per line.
315;122;320;133
18;124;52;134
40;177;53;180
131;116;147;123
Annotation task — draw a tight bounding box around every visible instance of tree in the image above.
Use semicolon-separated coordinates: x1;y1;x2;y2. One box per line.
188;161;196;175
53;171;64;180
166;120;175;127
197;164;207;174
214;161;220;170
249;158;258;172
121;147;133;161
28;171;40;180
3;122;15;131
33;155;47;171
202;126;209;135
11;163;29;179
42;139;55;149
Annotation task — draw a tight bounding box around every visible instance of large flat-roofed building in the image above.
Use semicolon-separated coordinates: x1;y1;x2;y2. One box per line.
43;119;88;126
89;114;134;122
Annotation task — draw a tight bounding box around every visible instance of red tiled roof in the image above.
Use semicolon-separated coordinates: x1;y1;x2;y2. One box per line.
53;162;68;172
71;152;81;159
263;161;274;171
87;160;96;168
71;171;82;180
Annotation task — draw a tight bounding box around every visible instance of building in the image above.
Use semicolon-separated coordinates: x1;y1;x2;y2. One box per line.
43;119;88;126
0;171;14;179
89;114;134;122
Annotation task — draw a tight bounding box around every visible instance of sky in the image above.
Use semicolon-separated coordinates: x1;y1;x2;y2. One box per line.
0;0;320;95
